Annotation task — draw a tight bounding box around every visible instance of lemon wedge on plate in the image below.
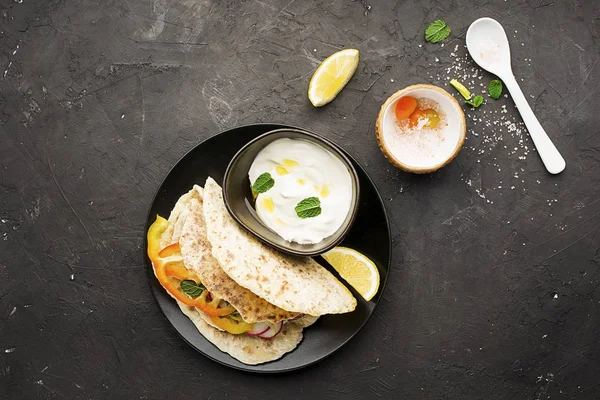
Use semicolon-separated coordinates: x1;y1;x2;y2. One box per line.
308;49;359;107
322;247;380;301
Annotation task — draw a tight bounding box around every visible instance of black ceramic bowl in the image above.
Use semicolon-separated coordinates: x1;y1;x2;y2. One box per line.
223;128;360;257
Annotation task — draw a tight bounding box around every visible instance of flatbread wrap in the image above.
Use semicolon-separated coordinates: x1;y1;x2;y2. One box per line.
147;184;324;364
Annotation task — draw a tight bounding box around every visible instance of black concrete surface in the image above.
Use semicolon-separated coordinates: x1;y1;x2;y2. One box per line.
1;0;599;399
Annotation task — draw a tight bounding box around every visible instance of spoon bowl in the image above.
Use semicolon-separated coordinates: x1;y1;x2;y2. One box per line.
466;18;512;76
466;18;566;174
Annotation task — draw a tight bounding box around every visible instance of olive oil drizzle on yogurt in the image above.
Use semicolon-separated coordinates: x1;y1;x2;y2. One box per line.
248;138;353;245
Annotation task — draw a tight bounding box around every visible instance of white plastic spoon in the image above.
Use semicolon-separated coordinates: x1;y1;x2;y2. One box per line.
466;17;566;174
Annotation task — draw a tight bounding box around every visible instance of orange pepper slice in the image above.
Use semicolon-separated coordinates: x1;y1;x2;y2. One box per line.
147;216;236;317
158;242;182;258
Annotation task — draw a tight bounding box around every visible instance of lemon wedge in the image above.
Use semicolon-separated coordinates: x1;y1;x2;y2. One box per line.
322;247;380;301
308;49;359;107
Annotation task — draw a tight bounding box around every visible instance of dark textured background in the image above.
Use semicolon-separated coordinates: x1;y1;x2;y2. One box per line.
1;0;599;399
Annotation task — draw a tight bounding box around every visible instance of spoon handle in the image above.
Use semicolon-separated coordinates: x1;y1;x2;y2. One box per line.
503;76;566;174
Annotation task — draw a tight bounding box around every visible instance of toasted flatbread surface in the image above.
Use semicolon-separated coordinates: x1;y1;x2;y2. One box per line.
179;186;299;323
203;177;357;316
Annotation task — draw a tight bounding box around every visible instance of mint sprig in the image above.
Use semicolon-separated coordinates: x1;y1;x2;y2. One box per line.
425;20;451;43
252;172;275;194
465;95;484;108
181;280;205;298
295;197;322;219
488;79;503;100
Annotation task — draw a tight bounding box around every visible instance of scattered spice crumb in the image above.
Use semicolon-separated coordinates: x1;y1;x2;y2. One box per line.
431;39;536;205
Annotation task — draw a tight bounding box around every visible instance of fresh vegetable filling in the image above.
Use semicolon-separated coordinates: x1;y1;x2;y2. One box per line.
147;215;285;338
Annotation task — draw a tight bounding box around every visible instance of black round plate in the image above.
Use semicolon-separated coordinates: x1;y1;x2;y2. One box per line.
145;124;391;373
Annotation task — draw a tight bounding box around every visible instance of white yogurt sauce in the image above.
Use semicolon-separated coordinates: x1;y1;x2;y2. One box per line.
248;138;352;244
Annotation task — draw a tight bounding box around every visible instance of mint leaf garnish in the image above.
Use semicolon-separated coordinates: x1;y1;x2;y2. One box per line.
181;280;205;298
488;79;503;100
252;172;274;194
425;20;451;43
295;197;322;219
465;95;484;108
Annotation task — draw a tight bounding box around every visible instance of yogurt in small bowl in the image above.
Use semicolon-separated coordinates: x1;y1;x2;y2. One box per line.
376;84;466;173
249;138;353;245
223;128;360;257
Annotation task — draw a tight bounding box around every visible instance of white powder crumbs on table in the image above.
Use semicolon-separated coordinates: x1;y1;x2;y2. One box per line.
431;43;538;204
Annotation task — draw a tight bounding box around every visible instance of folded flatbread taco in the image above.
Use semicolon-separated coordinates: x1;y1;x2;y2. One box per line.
147;185;321;365
178;186;298;323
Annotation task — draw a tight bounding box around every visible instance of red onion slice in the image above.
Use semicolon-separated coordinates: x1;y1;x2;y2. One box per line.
257;321;283;339
246;322;270;337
